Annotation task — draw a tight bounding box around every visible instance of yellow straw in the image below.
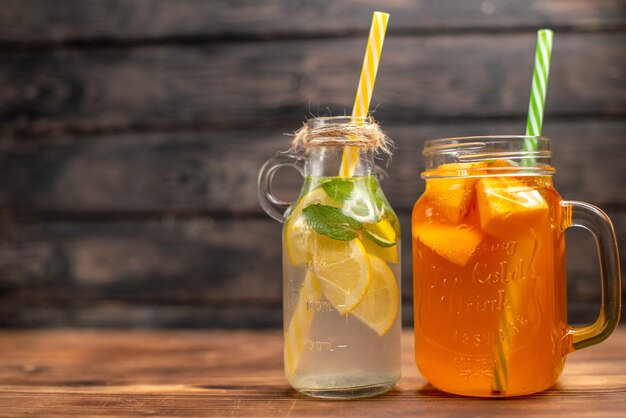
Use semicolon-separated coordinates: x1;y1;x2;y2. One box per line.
339;11;390;177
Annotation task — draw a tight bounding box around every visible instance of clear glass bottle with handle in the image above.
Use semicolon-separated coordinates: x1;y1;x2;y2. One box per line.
259;116;401;399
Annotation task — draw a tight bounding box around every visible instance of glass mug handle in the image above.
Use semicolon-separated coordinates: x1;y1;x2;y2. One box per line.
258;151;304;223
562;200;622;352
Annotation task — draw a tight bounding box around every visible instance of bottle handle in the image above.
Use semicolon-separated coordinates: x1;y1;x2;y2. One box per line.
374;164;389;182
258;151;305;223
562;200;622;352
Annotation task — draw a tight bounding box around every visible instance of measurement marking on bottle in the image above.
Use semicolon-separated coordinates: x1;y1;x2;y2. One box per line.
308;340;334;352
306;300;334;312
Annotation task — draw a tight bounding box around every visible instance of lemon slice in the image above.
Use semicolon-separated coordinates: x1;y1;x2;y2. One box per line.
284;216;311;266
284;188;332;265
350;255;399;336
284;270;321;377
362;217;398;263
312;234;371;315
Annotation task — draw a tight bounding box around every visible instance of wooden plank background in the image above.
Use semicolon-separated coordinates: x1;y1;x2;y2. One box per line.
0;1;624;328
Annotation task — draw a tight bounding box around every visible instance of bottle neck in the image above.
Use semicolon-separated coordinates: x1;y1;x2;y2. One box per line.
304;146;375;178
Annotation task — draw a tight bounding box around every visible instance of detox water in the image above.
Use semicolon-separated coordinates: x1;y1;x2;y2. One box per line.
282;175;402;398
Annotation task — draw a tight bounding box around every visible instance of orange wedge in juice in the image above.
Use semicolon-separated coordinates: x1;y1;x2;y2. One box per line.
476;176;548;238
413;222;483;266
425;162;487;223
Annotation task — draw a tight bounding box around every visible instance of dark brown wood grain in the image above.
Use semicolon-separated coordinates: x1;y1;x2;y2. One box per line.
0;218;285;303
0;0;625;43
0;303;286;330
0;0;625;44
0;33;624;136
0;301;603;330
0;1;623;330
1;120;624;214
0;329;624;417
0;210;621;327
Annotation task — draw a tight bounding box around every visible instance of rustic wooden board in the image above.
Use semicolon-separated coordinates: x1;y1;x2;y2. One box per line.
0;211;621;327
0;300;604;330
0;303;286;330
1;120;624;214
0;218;285;303
0;1;623;332
1;214;622;301
0;329;624;417
1;0;625;44
1;33;624;135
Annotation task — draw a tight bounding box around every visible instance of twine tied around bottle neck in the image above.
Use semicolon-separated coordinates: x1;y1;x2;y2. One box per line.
290;120;393;156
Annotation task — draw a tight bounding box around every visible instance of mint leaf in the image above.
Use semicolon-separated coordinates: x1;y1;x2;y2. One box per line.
321;178;354;203
302;204;362;241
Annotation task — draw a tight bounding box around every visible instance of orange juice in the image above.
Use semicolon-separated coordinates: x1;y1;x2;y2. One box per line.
412;162;568;396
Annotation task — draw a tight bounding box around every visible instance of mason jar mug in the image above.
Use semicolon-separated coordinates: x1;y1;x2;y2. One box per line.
411;135;621;397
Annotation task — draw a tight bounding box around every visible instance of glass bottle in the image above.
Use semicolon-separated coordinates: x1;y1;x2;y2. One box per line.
259;116;402;398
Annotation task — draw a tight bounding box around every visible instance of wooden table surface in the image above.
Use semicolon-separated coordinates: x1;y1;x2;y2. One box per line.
0;328;625;417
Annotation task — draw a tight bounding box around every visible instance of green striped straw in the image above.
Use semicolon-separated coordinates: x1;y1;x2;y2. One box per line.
493;29;555;394
524;29;554;154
